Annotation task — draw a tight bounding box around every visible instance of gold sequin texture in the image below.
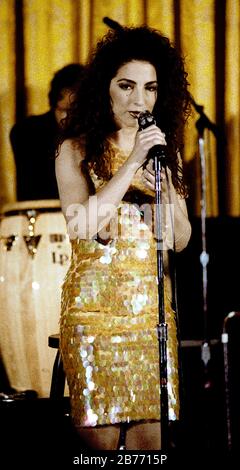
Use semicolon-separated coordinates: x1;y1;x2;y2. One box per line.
60;142;179;427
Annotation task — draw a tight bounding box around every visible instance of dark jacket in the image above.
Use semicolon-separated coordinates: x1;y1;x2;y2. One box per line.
10;111;59;201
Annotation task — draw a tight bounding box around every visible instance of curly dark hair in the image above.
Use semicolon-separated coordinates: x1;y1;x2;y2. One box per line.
59;26;191;195
48;63;85;108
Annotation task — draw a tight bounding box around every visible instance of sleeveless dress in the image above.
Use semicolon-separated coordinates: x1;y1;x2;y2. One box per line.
60;142;179;427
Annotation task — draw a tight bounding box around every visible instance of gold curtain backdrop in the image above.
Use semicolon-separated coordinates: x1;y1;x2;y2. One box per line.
0;0;239;216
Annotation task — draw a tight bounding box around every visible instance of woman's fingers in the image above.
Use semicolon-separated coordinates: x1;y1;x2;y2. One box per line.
142;164;167;191
143;165;165;179
138;126;167;147
130;125;167;168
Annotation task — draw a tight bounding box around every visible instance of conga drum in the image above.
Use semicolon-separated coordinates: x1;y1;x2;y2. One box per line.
0;200;71;397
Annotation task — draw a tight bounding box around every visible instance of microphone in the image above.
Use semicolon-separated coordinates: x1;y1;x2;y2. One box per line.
138;111;167;163
189;94;220;138
102;17;124;31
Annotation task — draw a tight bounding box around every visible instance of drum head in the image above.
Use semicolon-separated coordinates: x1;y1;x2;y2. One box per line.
1;199;61;216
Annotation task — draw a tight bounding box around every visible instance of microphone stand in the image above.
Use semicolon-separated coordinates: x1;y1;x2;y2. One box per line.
138;111;169;450
192;97;219;448
221;311;240;453
154;150;169;451
221;312;234;453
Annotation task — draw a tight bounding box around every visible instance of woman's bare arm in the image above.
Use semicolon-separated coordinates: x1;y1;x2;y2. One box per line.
56;125;166;240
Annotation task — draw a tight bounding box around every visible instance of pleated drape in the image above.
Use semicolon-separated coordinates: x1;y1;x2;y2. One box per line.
225;0;240;216
0;0;239;216
0;0;16;204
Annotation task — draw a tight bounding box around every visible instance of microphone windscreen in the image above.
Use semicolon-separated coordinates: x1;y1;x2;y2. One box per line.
138;111;156;131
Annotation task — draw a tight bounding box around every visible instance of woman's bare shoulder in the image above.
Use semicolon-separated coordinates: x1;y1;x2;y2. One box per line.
58;136;86;165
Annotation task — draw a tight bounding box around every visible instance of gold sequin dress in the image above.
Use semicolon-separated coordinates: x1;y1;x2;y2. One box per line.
60;142;179;427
